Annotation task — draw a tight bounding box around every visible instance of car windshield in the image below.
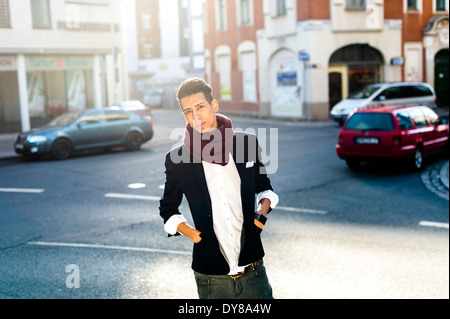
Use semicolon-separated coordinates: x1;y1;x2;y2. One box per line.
46;112;81;127
348;85;382;99
345;113;395;131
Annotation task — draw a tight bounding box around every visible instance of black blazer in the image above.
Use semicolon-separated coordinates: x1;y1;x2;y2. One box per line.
159;132;275;275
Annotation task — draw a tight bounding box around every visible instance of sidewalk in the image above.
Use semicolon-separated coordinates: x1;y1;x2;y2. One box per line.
0;133;20;160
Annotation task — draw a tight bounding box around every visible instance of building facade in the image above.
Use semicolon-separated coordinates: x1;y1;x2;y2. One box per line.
125;0;205;109
204;0;449;120
0;0;128;133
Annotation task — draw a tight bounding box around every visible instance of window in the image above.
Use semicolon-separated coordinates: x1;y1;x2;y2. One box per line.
377;87;401;100
396;111;414;130
410;109;429;128
0;0;11;28
346;0;366;10
31;0;52;29
422;107;439;126
142;13;151;29
216;0;227;31
345;113;395;131
276;0;286;15
436;0;447;11
104;110;131;122
240;0;251;25
143;43;152;59
408;0;418;10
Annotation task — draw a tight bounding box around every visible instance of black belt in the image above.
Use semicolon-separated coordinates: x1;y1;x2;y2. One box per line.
229;260;263;279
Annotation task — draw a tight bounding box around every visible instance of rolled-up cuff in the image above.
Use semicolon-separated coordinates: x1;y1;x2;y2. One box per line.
164;214;188;236
257;190;279;209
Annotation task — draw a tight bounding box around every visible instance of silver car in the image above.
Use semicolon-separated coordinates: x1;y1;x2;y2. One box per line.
330;82;437;125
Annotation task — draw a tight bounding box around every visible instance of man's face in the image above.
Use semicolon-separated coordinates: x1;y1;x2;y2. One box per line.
180;92;219;133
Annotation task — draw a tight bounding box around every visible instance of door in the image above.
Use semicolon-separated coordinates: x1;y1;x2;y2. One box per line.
435;49;449;107
270;50;301;118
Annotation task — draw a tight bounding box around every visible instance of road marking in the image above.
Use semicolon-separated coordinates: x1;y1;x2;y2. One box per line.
276;206;328;215
418;221;449;229
28;241;191;256
104;193;160;201
127;183;146;189
0;188;45;194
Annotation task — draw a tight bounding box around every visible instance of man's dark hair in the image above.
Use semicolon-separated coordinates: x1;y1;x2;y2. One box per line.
177;78;214;107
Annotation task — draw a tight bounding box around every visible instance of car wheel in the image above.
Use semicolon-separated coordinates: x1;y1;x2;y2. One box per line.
346;159;361;170
125;132;142;151
411;147;423;170
52;138;72;160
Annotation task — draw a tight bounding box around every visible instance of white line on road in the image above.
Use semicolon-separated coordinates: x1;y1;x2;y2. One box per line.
104;193;160;201
418;221;449;229
28;241;191;256
275;206;328;215
0;188;45;194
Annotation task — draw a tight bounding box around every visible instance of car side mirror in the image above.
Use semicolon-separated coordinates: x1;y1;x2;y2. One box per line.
77;121;88;129
377;95;386;102
438;118;448;125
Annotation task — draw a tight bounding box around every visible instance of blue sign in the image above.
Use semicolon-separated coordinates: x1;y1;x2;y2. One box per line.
298;51;310;61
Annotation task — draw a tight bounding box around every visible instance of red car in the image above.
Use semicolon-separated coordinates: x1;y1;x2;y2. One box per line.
336;105;449;170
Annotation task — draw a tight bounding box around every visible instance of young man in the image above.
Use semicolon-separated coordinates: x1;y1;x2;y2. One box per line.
159;78;278;299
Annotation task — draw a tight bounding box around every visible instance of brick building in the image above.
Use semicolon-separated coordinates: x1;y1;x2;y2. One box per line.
204;0;449;120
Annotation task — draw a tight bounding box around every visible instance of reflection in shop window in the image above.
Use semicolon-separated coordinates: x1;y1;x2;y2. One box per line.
67;71;86;113
27;72;46;117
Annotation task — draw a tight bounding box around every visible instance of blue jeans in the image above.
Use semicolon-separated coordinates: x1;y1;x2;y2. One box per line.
194;262;274;299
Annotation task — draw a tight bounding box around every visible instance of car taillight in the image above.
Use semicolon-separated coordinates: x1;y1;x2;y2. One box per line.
338;134;344;145
392;135;402;148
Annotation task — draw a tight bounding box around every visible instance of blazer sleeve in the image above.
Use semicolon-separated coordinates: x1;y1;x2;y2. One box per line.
254;135;274;194
159;152;184;227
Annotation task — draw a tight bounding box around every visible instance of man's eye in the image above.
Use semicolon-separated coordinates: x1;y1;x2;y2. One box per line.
184;111;192;115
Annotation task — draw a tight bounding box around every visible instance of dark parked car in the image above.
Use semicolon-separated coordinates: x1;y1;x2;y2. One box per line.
336;105;449;169
14;108;154;159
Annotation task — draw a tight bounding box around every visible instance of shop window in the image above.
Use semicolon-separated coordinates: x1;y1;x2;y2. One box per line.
346;0;366;10
0;0;10;28
31;0;52;29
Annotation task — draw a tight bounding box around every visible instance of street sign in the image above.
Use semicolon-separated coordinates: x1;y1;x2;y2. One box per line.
298;51;310;61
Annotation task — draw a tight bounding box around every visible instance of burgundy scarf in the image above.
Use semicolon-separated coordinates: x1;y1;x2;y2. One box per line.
183;114;235;166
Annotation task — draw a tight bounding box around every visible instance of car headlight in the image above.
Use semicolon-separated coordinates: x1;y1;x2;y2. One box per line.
27;135;47;143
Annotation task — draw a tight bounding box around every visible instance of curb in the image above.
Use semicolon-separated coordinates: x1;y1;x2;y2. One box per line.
439;161;449;190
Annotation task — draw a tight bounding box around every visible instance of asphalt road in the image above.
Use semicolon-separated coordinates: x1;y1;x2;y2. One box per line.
0;109;448;299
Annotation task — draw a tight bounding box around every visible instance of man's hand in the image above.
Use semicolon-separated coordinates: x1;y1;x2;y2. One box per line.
177;222;202;243
256;198;271;217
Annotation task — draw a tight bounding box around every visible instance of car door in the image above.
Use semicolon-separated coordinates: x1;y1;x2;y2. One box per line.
408;107;436;153
103;110;132;145
422;107;449;151
70;110;106;149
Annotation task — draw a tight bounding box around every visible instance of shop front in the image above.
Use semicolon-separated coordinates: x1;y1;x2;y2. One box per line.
0;55;106;133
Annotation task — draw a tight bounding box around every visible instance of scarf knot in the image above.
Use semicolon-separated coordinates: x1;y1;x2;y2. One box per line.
183;114;235;166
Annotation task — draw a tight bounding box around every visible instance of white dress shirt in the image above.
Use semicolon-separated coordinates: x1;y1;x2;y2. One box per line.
164;155;279;275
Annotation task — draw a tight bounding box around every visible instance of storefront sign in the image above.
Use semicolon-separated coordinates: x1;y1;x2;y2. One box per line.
0;56;17;71
27;56;93;70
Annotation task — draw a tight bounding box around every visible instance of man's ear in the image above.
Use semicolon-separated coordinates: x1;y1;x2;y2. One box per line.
212;99;219;112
